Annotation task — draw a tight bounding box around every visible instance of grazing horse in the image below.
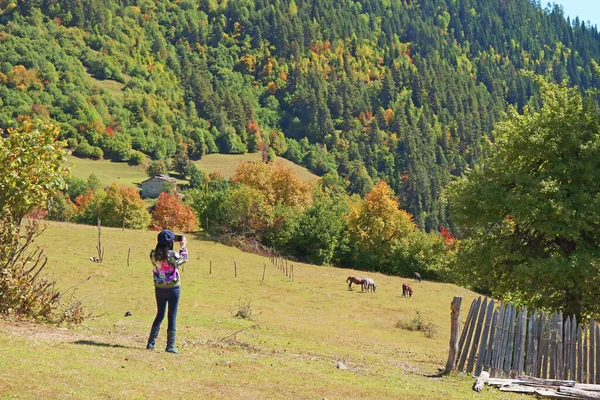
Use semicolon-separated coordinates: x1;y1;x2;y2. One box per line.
402;283;413;298
414;272;422;283
363;278;376;292
346;276;365;291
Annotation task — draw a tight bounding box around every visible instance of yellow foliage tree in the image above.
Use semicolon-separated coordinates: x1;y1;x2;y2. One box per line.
347;181;414;258
271;163;312;208
232;161;312;208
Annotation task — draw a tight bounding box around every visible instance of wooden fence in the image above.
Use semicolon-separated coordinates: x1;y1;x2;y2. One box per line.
454;296;600;383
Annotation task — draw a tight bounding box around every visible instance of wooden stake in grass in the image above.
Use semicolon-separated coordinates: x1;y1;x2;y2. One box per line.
262;263;266;281
127;248;130;267
444;296;463;374
234;261;237;278
210;260;212;274
96;218;104;263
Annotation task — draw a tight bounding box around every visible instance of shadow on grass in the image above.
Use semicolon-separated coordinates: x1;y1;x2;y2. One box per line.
73;340;131;349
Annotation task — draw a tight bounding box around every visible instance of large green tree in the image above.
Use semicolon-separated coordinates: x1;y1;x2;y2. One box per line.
447;76;600;320
0;119;68;223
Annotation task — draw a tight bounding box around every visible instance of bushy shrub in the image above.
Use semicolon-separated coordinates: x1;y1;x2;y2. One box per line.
129;150;146;165
0;120;85;325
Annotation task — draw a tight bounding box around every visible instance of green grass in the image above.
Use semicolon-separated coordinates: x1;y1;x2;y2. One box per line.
83;66;128;100
193;153;320;183
66;153;318;191
0;221;516;399
65;155;186;189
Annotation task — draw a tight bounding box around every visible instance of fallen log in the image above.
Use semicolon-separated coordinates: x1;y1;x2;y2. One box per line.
559;387;600;399
499;385;536;393
516;376;576;387
574;384;600;393
533;389;575;399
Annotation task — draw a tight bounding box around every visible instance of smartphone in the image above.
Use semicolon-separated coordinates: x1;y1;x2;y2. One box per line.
174;234;184;242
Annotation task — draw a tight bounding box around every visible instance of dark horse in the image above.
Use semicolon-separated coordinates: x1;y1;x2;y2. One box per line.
346;276;365;291
402;283;413;298
414;272;422;283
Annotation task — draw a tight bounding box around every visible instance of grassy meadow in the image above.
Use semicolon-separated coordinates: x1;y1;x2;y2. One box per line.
0;221;517;399
64;155;156;189
192;153;319;183
66;153;318;191
83;66;128;101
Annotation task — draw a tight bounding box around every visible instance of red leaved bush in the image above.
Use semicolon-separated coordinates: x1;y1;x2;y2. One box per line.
150;192;197;232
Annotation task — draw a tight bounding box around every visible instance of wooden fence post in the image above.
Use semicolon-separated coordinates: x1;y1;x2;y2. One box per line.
127;248;131;267
210;260;212;274
234;261;237;278
444;296;463;375
262;264;266;281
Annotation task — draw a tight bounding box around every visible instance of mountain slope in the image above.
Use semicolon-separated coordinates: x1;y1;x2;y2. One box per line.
1;0;599;230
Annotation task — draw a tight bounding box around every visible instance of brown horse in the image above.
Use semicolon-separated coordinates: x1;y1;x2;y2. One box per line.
346;276;365;291
402;283;413;298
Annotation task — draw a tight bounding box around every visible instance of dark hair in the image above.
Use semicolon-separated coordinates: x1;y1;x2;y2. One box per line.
154;242;173;261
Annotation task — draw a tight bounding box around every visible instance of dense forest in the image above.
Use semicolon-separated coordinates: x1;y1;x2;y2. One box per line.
2;0;600;233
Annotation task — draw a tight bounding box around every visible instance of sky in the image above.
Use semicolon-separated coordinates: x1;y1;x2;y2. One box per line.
552;0;600;28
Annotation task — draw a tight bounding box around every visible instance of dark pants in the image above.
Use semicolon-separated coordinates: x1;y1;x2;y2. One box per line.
151;286;180;332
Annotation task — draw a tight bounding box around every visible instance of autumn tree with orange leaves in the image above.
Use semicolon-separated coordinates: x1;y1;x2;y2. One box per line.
347;181;415;271
232;161;312;208
151;192;197;232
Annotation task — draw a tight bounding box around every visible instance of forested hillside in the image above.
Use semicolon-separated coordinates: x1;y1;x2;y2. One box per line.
2;0;600;231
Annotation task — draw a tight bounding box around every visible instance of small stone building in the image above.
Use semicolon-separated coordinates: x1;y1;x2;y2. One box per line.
141;174;177;198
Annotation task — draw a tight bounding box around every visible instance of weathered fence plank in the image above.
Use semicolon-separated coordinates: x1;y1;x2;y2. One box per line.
564;316;571;380
484;309;499;373
498;304;513;377
532;311;540;377
596;325;600;384
571;317;577;381
457;297;480;372
491;302;506;377
578;324;583;383
467;298;488;373
525;309;535;376
557;313;564;380
591;320;596;384
550;312;558;380
476;300;495;376
585;325;589;383
504;305;517;377
475;300;494;375
541;313;550;379
515;307;527;376
512;309;523;378
456;298;477;363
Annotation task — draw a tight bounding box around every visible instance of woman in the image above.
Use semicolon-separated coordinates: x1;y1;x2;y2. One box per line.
146;229;188;353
